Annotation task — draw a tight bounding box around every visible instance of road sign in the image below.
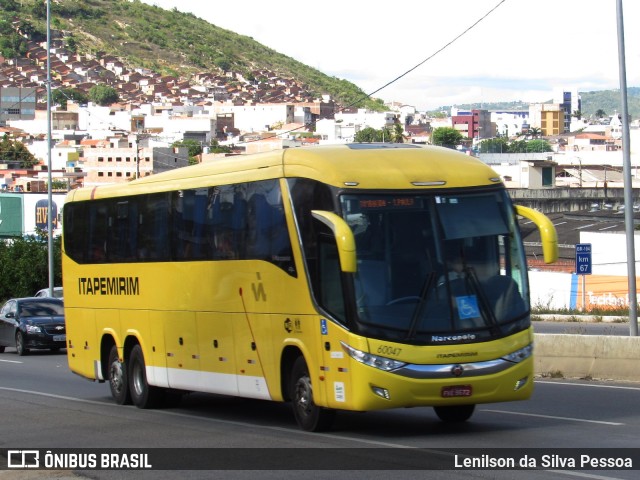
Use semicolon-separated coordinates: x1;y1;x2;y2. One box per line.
575;243;592;275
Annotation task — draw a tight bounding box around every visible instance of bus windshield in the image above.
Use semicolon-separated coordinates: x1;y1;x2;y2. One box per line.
339;190;529;344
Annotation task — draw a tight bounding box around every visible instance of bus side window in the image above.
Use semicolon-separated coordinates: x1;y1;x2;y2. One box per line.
246;181;295;275
88;203;108;262
108;200;138;262
139;193;170;261
171;191;189;260
317;231;346;322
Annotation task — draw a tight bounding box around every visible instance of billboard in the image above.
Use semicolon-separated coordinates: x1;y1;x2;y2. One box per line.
0;193;65;238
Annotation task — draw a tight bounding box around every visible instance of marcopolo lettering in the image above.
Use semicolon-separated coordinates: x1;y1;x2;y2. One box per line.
78;277;140;296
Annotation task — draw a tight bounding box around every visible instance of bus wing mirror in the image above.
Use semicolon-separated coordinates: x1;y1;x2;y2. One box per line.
515;205;558;264
311;210;357;273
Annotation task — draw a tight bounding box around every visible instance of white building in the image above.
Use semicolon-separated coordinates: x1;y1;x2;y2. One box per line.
490;110;529;137
209;103;294;133
334;109;398;131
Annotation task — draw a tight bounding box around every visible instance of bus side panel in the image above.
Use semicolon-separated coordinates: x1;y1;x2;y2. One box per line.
95;309;122;373
318;320;367;410
146;310;169;388
66;307;99;380
232;311;272;400
163;311;200;390
196;311;239;396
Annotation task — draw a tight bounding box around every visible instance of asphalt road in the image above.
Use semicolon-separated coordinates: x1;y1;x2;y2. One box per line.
1;347;639;480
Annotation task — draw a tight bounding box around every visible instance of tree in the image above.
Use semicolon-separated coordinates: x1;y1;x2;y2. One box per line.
0;0;19;12
528;127;542;139
354;126;391;143
88;84;119;106
595;109;607;119
172;139;202;164
0;233;62;301
431;127;463;149
52;88;88;109
209;140;232;154
479;138;509;154
0;30;28;58
572;110;582;120
525;139;552;153
508;140;528;153
0;135;38;168
391;123;406;143
66;36;78;53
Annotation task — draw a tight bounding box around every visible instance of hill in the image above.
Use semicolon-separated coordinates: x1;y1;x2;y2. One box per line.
0;0;385;111
437;88;640;119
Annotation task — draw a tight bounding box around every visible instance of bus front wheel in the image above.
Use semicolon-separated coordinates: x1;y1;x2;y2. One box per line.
108;345;131;405
128;345;163;409
434;404;475;423
290;356;335;432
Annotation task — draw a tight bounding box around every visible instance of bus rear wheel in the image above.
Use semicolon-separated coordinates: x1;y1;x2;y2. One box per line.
108;345;131;405
290;356;335;432
128;344;163;409
434;404;475;423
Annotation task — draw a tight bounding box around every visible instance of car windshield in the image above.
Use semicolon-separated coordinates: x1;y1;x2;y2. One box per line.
20;302;65;317
339;190;529;344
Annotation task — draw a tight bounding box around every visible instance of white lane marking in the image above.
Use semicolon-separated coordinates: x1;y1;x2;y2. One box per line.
0;387;635;479
482;409;624;425
537;380;640;391
0;358;22;364
0;386;409;447
547;471;633;480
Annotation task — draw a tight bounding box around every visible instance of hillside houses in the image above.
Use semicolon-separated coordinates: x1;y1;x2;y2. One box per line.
2;21;640;197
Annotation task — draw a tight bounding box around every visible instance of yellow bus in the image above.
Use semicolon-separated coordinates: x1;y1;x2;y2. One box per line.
62;143;557;431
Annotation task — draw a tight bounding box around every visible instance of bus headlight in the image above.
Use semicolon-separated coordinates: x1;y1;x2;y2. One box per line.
501;344;533;363
341;342;406;372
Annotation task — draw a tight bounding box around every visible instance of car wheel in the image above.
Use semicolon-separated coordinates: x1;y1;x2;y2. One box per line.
128;344;163;409
0;345;5;353
290;356;335;432
108;345;131;405
433;404;475;423
15;332;28;356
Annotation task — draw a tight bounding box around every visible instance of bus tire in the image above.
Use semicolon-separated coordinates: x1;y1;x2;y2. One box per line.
108;345;131;405
290;356;335;432
434;404;475;423
128;344;163;409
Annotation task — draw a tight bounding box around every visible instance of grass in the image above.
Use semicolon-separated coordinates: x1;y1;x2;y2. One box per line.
531;305;630;318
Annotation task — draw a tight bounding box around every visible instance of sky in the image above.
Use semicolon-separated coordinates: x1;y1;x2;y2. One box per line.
139;0;640;111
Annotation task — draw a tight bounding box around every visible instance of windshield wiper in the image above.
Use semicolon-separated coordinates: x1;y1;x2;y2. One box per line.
464;266;498;327
405;272;436;340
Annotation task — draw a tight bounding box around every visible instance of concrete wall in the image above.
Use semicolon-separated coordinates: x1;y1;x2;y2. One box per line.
509;187;637;213
534;333;640;381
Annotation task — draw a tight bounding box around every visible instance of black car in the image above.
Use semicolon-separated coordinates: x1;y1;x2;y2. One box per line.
0;297;66;355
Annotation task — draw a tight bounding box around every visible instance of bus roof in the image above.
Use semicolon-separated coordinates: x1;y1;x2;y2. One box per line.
67;144;501;201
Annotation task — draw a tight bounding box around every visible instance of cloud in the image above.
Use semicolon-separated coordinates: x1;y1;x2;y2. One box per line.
142;0;640;111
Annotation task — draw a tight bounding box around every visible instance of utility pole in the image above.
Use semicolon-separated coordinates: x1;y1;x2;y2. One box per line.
46;0;54;295
616;0;638;335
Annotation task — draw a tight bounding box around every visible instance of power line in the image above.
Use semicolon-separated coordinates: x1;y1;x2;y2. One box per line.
239;0;508;144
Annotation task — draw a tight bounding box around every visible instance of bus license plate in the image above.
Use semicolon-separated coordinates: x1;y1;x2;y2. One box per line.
53;335;66;342
441;385;472;397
